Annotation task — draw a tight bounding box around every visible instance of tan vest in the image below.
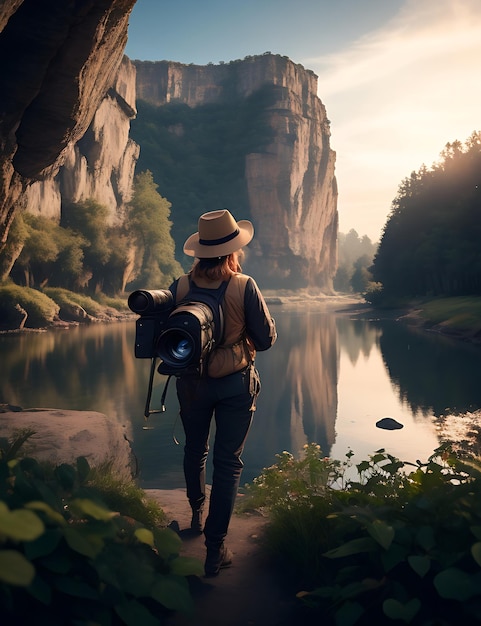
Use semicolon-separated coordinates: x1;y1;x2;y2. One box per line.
175;272;255;378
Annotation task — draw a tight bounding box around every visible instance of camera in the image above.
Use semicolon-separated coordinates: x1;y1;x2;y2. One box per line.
128;289;217;375
129;287;223;417
128;289;175;359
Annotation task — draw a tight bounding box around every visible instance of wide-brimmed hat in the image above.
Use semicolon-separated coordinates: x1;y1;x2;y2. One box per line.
183;209;254;258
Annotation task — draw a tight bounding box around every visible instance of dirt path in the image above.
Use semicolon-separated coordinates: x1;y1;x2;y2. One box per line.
148;489;303;626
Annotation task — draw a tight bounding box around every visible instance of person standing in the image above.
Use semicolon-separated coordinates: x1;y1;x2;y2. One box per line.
169;209;277;576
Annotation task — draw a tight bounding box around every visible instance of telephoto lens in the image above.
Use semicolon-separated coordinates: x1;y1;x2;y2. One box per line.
157;329;195;368
128;289;173;314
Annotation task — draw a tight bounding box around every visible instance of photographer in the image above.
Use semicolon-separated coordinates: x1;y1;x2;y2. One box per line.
170;209;277;576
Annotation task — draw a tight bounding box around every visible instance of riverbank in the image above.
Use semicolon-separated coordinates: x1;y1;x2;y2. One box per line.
336;296;481;345
3;285;481;347
265;292;481;345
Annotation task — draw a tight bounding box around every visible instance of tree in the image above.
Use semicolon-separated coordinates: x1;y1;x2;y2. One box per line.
61;199;111;293
334;230;377;293
126;170;183;288
12;214;84;289
102;231;134;294
350;254;373;293
0;212;29;282
371;131;481;299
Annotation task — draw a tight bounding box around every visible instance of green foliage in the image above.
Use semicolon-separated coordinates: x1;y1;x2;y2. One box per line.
61;199;112;292
241;443;481;625
130;88;276;259
11;213;85;290
372;131;481;299
0;283;128;329
126;171;183;288
350;255;374;294
0;283;59;328
0;212;29;282
94;292;129;312
418;296;481;333
86;461;167;529
43;287;104;319
0;434;202;625
334;230;377;294
4;178;181;300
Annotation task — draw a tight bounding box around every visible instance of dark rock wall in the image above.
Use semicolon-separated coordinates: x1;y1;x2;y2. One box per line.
0;0;136;247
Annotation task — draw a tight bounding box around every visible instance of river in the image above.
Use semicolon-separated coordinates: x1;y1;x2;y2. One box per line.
2;299;481;489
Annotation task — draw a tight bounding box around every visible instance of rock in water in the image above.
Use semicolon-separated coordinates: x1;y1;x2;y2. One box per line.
376;417;404;430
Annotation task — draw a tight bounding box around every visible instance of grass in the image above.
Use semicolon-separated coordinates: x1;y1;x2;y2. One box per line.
86;460;167;528
418;296;481;334
43;287;105;317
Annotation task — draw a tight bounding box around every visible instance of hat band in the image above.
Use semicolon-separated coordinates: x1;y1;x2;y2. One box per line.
199;227;239;246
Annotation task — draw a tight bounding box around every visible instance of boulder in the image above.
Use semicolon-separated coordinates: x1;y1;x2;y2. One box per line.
0;406;134;479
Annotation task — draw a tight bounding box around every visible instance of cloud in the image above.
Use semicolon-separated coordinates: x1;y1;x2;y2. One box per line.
311;0;481;97
304;0;481;239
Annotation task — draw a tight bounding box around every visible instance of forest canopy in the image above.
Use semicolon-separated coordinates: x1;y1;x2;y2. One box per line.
370;131;481;300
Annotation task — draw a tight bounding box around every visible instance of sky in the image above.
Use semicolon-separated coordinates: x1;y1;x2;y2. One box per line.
125;0;481;243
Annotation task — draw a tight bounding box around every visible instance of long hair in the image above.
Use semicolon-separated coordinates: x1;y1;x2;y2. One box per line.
191;250;244;281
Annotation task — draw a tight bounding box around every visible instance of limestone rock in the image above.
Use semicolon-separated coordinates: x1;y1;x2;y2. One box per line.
0;0;136;245
25;57;140;225
0;408;134;479
135;55;338;290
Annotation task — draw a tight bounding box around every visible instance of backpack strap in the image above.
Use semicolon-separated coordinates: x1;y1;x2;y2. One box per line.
173;274;230;347
175;274;190;303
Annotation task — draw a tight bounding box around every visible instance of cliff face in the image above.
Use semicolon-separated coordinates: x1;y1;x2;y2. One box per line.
0;0;136;245
26;57;140;225
135;55;338;289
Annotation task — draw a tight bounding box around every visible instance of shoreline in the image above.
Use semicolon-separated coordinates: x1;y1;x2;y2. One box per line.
3;291;480;346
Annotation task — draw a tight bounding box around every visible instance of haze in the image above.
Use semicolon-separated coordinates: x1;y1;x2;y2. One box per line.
126;0;481;242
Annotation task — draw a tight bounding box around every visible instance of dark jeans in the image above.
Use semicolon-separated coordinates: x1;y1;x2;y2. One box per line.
176;366;260;546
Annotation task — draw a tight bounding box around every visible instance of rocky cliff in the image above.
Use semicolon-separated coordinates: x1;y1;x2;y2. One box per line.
135;55;338;290
0;0;136;246
26;57;139;225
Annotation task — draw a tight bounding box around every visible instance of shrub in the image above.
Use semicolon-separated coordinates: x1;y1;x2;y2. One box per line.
93;293;130;312
86;460;167;529
0;283;59;328
0;434;202;625
43;287;104;318
241;443;481;625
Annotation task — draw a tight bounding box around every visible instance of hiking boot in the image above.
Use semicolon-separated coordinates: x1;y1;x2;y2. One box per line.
190;508;204;534
204;544;233;576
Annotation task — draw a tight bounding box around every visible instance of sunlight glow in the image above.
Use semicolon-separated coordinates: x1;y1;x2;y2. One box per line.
306;0;481;240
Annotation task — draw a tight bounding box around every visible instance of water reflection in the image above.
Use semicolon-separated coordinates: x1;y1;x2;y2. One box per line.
376;319;481;457
336;317;381;365
248;308;338;477
377;320;481;417
2;309;481;488
0;324;146;427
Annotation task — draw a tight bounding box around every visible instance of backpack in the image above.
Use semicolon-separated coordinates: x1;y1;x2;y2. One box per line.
156;275;229;377
140;273;248;417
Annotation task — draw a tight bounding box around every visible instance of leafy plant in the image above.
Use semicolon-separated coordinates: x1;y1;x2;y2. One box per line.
241;443;481;625
0;433;202;625
86;460;167;529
